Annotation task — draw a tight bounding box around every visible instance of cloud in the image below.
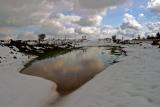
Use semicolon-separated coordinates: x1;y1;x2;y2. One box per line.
0;0;44;27
54;13;80;23
39;0;128;37
73;0;127;27
46;13;81;28
76;27;100;34
0;0;128;27
0;0;129;39
101;25;142;39
64;28;75;34
121;13;142;30
139;13;145;17
0;33;12;40
39;19;65;35
148;0;160;12
94;13;145;39
17;32;38;40
75;15;103;26
77;0;127;9
108;6;118;10
146;22;160;33
145;32;155;37
0;26;18;39
119;13;144;39
99;13;144;39
118;29;143;39
101;25;119;38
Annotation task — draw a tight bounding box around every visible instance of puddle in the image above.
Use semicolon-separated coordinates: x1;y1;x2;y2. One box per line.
20;47;120;94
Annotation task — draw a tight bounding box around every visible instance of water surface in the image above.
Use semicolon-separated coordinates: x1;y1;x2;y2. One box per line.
21;47;119;94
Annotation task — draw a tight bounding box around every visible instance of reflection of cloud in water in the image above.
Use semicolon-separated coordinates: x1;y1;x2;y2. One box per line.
21;58;105;94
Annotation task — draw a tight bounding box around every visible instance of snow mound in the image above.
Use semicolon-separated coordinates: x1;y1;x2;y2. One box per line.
0;45;55;107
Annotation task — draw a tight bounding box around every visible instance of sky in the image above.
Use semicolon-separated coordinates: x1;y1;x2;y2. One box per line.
0;0;160;40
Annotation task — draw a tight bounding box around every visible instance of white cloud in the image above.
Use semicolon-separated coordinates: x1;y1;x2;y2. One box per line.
139;13;145;17
76;27;100;34
148;0;160;12
146;22;160;33
101;25;119;38
106;13;144;39
109;6;118;10
73;0;127;27
75;15;103;26
121;13;142;30
101;25;142;39
41;13;81;28
117;29;143;39
56;14;81;23
65;28;75;34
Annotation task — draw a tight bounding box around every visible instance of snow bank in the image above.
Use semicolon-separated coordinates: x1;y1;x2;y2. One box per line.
49;44;160;107
0;45;56;107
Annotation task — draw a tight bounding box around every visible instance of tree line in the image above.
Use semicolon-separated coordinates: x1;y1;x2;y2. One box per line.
146;32;160;40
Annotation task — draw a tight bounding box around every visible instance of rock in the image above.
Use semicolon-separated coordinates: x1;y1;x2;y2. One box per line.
13;56;17;59
10;51;14;54
151;40;159;46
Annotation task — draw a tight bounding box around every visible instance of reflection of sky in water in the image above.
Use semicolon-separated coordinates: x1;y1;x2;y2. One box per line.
33;47;118;67
21;47;120;93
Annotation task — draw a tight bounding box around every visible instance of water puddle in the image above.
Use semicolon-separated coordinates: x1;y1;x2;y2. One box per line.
20;47;120;94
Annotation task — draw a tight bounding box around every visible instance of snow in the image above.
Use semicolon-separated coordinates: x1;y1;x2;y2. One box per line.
50;44;160;107
0;43;160;107
0;45;56;107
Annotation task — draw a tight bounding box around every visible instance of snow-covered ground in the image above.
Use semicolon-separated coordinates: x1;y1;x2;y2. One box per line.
0;45;57;107
0;43;160;107
50;44;160;107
